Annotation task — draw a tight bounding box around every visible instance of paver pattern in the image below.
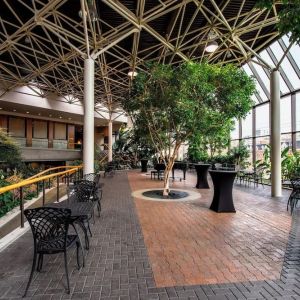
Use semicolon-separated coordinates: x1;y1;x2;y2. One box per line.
0;170;299;299
128;171;291;287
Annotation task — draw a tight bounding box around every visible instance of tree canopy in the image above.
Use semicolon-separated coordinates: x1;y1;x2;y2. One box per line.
123;61;255;195
257;0;300;44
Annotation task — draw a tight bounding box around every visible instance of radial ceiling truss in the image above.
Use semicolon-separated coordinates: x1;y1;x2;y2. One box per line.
0;0;283;114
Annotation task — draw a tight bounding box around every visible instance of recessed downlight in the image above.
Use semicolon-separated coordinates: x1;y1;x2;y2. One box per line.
26;111;29;114
59;116;62;119
13;109;16;112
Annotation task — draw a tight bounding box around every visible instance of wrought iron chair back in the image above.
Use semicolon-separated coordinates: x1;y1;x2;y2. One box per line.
82;173;100;185
23;207;83;296
72;180;95;202
291;177;300;190
25;207;71;246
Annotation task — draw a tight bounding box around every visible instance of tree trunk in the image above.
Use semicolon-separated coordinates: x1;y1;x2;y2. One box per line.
163;155;176;196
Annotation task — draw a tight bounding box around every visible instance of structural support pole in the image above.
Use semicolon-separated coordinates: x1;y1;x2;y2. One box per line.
108;118;113;162
83;58;95;175
270;69;281;197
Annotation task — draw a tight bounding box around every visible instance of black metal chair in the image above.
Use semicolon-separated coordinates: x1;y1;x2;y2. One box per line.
82;173;103;216
70;180;96;235
23;207;83;296
104;161;116;177
287;177;300;214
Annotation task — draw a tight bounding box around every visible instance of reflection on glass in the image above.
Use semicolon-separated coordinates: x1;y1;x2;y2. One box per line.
256;136;270;162
296;133;300;151
256;104;269;136
243;138;253;167
281;134;292;149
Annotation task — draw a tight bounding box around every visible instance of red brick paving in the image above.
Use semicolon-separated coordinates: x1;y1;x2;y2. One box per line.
128;170;292;287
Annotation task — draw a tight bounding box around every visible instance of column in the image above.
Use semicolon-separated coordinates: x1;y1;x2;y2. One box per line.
252;107;256;167
108;119;113;162
83;58;95;175
291;93;296;152
270;69;281;197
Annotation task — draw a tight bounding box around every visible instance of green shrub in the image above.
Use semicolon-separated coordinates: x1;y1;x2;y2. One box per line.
0;179;19;217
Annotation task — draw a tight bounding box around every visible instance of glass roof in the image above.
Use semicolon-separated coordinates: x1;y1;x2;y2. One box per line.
242;35;300;105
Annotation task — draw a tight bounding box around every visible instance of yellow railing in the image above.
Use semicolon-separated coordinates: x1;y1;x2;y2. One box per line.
0;165;82;194
0;165;83;227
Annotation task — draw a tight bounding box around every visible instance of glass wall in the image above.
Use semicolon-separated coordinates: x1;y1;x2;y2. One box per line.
230;34;300;170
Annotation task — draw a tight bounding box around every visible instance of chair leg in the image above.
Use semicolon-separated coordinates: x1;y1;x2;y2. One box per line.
97;201;101;217
63;252;70;294
76;241;81;270
87;220;92;237
23;250;37;297
37;254;43;272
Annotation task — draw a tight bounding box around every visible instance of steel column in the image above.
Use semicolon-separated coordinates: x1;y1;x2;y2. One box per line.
83;58;95;175
270;69;282;197
108;119;113;162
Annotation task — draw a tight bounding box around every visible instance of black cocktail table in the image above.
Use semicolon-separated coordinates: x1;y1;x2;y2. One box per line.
194;164;211;189
209;170;237;212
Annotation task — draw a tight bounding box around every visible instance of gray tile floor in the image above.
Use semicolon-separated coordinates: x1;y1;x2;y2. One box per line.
0;172;299;299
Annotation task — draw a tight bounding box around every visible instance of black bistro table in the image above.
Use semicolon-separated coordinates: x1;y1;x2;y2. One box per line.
46;200;94;249
209;170;237;212
194;164;211;189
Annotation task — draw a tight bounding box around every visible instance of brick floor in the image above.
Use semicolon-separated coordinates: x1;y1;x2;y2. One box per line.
0;170;300;299
128;171;292;287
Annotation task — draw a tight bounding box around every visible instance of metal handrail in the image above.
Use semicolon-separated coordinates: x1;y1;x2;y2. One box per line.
0;165;83;228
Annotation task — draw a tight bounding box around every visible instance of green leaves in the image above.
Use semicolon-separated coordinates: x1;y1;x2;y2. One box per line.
256;0;300;44
123;61;255;167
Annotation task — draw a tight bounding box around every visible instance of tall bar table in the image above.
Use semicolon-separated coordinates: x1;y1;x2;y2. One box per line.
209;170;237;212
194;164;211;189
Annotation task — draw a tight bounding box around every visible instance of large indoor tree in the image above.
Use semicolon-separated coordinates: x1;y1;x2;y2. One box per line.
123;62;255;196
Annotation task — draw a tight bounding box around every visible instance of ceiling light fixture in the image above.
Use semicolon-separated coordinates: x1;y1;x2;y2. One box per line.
26;111;30;114
205;40;218;53
79;0;98;22
128;70;138;78
205;29;218;53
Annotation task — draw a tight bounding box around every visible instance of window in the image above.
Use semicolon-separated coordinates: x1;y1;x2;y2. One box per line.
242;111;252;138
8;117;25;137
296;133;300;151
270;41;300;90
230;119;239;140
281;134;292;149
256;136;269;162
256;104;269;136
54;123;66;140
296;93;300;132
243;138;253;167
280;96;291;133
33;120;47;139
